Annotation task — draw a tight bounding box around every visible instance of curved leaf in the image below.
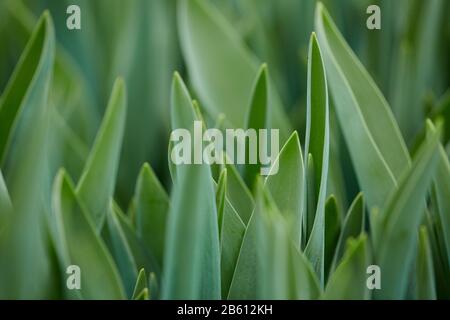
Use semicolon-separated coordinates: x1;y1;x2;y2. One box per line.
0;12;57;299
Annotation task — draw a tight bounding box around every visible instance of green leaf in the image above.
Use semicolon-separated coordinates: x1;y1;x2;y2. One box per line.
132;268;148;300
324;196;341;282
322;234;370;300
0;170;12;222
416;226;437;300
225;162;254;225
373;130;440;299
315;3;410;209
265;131;304;249
228;180;320;299
331;192;365;273
177;0;291;139
76;78;127;229
216;168;227;238
242;64;268;187
134;163;169;269
433;143;450;264
220;194;246;299
103;201;138;298
52;170;125;299
304;33;330;285
0;12;57;299
162;73;221;299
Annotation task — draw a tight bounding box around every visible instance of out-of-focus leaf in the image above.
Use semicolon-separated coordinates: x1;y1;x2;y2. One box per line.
0;12;58;299
132;268;148;300
76;78;127;229
315;3;410;209
433;142;450;264
162;73;220;299
134;163;169;269
149;272;158;300
324;196;340;282
322;234;370;300
373;131;440;299
178;0;291;139
304;33;330;285
265;131;304;249
242;64;268;187
331;192;365;272
0;170;12;219
103;201;138;298
416;226;437;300
52;170;125;299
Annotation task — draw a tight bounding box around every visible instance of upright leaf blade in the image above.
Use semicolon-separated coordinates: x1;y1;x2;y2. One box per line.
0;12;57;299
76;78;127;229
135;163;169;269
265;131;304;249
304;33;330;285
315;3;410;209
162;74;220;299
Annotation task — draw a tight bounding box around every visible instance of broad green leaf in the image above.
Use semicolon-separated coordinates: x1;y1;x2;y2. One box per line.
103;201;138;298
323;234;370;300
315;3;410;209
374;131;440;299
162;73;220;299
178;0;291;139
135;163;169;269
132;268;148;300
416;226;437;300
265;131;304;249
0;12;57;299
304;34;330;285
324;196;341;282
52;170;125;299
229;180;320;299
242;64;268;187
76;78;127;229
225;162;254;225
331;193;365;272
